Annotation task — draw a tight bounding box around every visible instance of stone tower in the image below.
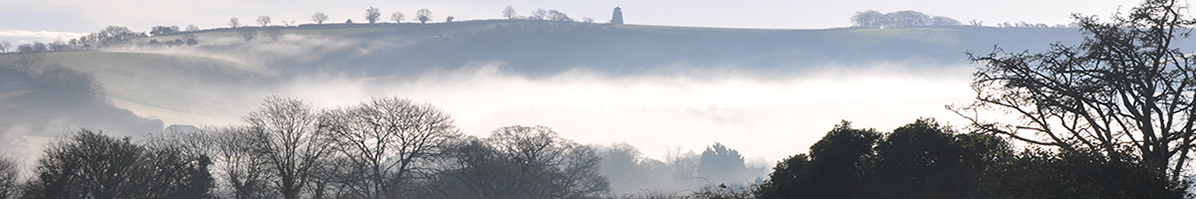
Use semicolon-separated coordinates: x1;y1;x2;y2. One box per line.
611;7;624;24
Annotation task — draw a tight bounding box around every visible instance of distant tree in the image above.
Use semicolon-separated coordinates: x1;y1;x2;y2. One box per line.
238;30;256;43
546;10;573;22
365;7;381;24
229;17;241;28
23;129;213;199
280;20;296;27
446;16;454;22
346;19;353;24
185;38;198;46
850;10;885;28
312;12;329;24
0;156;16;199
530;8;548;20
969;19;984;26
583;17;594;23
503;6;517;19
696;143;747;184
391;12;405;23
955;0;1196;181
150;26;180;36
256;15;271;27
438;126;609;198
264;29;283;41
884;10;930;28
243;96;333;199
416;9;432;24
0;40;9;53
185;24;200;32
929;16;961;26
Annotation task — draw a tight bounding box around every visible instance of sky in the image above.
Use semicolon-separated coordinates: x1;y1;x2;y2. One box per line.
1;0;1140;44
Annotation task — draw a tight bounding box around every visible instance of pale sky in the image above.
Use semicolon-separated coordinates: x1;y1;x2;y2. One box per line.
2;0;1140;42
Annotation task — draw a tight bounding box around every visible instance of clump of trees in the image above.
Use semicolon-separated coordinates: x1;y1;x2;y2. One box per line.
850;10;960;28
0;96;612;199
754;118;1189;199
19;129;214;198
500;6;577;22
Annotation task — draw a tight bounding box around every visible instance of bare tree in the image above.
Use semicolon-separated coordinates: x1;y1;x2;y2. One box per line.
212;127;275;199
391;12;405;23
0;41;9;53
320;97;461;198
440;125;608;199
851;10;884;28
281;20;296;27
185;25;200;32
238;30;256;43
264;29;284;41
530;8;548;20
416;9;432;24
503;6;517;19
546;10;573;22
446;16;454;22
366;7;381;24
955;0;1196;180
243;96;332;199
312;12;329;24
229;17;241;28
256;16;271;27
0;155;16;199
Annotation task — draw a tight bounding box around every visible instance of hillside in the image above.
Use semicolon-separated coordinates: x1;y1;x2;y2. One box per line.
0;20;1159;164
121;20;1095;76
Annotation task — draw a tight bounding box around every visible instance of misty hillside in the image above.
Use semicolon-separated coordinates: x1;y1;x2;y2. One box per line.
119;20;1097;76
0;19;1160;154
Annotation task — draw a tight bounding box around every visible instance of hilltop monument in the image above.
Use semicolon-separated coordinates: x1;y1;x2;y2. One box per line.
611;7;624;24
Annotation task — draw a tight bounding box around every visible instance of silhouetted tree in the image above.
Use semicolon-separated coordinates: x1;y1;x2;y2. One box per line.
391;12;405;23
0;156;16;199
365;7;381;24
503;6;517;19
243;96;333;199
976;150;1188;198
229;17;241;28
319;97;460;198
446;16;454;22
955;0;1196;181
185;25;200;32
438;126;608;199
24;129;213;199
312;12;329;24
256;16;271;27
416;9;432;24
755;121;879;199
212;127;275;199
